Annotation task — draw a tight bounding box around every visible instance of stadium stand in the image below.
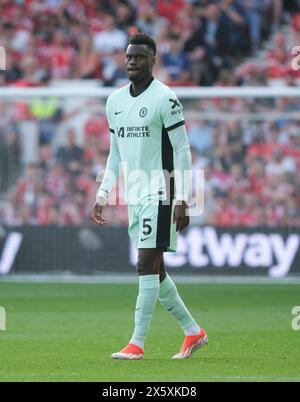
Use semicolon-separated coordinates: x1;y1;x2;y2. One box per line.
0;0;300;228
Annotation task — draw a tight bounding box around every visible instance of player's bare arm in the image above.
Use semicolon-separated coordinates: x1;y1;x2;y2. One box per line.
91;199;107;225
173;200;190;232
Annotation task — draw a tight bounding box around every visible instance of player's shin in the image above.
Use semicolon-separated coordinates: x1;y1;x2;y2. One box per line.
159;274;200;336
129;274;160;349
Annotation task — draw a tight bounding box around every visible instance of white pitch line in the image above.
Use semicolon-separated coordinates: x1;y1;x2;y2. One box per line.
1;274;300;285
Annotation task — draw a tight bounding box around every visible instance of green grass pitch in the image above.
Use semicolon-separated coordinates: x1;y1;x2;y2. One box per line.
0;281;300;382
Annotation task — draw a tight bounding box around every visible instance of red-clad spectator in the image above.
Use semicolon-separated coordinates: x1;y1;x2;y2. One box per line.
77;35;101;79
248;157;267;197
84;113;109;140
267;33;288;63
36;192;57;225
292;11;300;32
157;0;187;24
59;199;82;225
214;192;240;226
49;31;77;79
45;164;67;201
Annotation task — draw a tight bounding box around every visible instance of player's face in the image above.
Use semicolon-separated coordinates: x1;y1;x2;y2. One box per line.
125;44;156;82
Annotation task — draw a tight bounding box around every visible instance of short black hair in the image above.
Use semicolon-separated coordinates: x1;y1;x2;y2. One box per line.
128;33;156;56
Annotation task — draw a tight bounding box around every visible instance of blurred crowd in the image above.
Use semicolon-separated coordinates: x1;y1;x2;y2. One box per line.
1;0;300;86
1;95;300;227
1;0;300;228
188;98;300;227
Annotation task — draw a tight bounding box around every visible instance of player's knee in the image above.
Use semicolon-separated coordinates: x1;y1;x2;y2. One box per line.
136;254;159;276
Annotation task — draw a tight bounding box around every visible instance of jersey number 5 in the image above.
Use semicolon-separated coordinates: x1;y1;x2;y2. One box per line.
142;219;152;236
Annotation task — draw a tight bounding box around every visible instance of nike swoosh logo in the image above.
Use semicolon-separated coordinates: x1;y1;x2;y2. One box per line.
115;111;123;115
168;306;174;312
140;237;150;242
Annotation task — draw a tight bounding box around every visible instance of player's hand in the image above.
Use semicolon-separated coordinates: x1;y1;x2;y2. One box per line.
173;201;189;232
91;200;107;225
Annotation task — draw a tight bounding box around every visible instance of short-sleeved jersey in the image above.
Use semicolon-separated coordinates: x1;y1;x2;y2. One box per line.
106;78;185;204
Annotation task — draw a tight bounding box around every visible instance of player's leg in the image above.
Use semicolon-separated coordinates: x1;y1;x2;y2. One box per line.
122;200;169;354
129;248;162;347
159;256;200;335
111;248;162;360
159;255;166;282
159;256;208;359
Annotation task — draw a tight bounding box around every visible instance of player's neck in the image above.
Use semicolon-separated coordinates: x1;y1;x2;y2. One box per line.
130;76;154;97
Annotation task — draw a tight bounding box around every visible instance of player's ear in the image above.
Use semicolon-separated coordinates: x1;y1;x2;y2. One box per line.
151;56;156;67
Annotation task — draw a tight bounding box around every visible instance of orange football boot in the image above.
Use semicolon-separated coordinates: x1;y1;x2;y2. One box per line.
111;343;144;360
172;328;208;359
